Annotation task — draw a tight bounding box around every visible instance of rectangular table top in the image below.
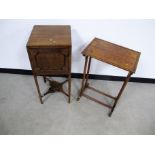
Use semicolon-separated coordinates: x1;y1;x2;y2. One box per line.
82;38;140;73
27;25;71;48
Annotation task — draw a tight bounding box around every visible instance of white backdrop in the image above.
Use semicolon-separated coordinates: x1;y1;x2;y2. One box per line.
0;19;155;78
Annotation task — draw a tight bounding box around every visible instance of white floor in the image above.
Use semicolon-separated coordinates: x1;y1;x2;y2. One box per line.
0;73;155;134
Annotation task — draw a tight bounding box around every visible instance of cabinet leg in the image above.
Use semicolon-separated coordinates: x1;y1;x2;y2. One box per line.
68;73;71;103
43;76;46;83
33;75;43;104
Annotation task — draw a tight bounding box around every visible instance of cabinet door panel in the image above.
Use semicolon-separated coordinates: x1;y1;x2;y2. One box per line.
29;48;70;75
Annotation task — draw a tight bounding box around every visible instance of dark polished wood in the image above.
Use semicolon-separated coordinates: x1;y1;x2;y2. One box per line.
27;25;72;104
78;38;141;116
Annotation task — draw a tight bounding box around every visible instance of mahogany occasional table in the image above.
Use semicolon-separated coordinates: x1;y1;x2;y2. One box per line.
77;38;140;116
27;25;72;104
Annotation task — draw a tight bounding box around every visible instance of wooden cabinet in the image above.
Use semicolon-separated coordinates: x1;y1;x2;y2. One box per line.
27;25;72;104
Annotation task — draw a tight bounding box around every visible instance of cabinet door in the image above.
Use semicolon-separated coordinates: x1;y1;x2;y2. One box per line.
29;48;70;75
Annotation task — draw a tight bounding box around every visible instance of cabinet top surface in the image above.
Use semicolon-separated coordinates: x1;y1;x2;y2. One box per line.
82;38;141;73
27;25;71;47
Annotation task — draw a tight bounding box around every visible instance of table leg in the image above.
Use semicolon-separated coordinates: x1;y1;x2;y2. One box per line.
85;57;92;88
33;75;43;104
109;72;132;117
77;56;89;100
